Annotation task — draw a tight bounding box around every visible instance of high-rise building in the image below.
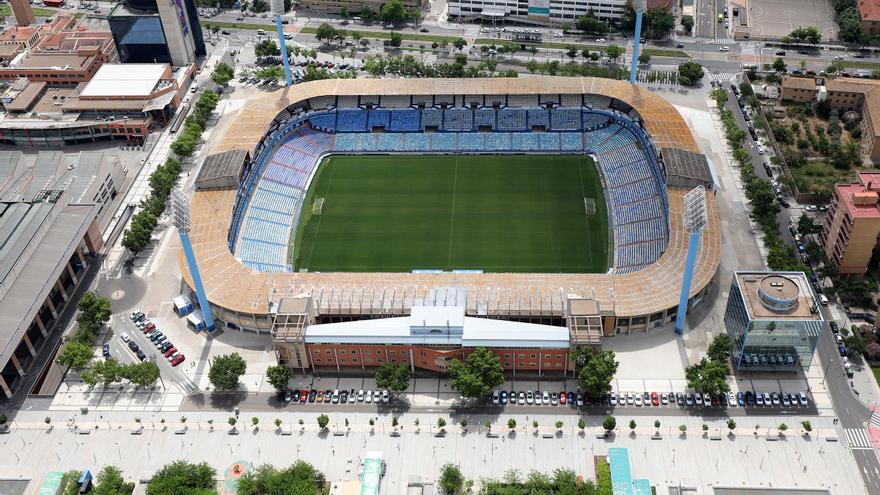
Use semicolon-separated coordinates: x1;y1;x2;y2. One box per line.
819;172;880;276
108;0;204;66
723;271;824;372
9;0;35;27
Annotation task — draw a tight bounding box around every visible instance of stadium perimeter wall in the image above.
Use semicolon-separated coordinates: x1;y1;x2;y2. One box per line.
179;77;721;335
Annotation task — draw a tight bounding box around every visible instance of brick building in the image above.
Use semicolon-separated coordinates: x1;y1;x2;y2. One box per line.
820;172;880;275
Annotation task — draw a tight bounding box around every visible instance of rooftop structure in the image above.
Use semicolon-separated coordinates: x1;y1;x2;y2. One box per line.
180;77;721;341
860;0;880;34
724;271;824;372
79;63;171;98
0;150;125;399
820;171;880;275
108;0;204;67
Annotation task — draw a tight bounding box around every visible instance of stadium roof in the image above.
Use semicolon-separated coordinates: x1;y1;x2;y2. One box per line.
661;147;714;189
79;63;167;98
181;77;721;321
304;307;569;348
195;149;248;188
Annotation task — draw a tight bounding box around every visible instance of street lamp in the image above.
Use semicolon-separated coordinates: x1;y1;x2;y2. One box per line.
629;0;647;85
675;186;708;335
170;188;216;331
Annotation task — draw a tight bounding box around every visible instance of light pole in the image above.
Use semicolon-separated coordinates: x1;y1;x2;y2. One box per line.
275;15;293;86
170;188;216;331
675;186;708;335
629;0;647;85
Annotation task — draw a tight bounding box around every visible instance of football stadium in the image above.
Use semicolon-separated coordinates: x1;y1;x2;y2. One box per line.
185;77;720;374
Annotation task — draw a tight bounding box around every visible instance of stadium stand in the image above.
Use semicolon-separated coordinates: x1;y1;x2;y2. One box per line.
475;108;496;128
388;109;421;132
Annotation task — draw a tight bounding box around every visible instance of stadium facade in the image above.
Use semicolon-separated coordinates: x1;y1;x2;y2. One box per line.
182;77;720;374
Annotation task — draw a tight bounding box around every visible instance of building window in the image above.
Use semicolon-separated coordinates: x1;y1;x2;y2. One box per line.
341;358;347;363
530;354;536;359
504;353;511;358
340;350;347;354
530;363;536;368
352;358;359;363
544;354;551;359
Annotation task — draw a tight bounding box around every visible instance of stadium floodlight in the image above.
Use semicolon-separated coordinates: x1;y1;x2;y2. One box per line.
675;185;708;335
171;187;216;332
276;16;293;87
629;0;647;85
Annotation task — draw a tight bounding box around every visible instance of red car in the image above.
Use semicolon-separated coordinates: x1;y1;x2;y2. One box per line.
163;347;177;358
142;323;156;333
559;392;567;405
299;390;308;403
650;392;660;406
170;354;185;366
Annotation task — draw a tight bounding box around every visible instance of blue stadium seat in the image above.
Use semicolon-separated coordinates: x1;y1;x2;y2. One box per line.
388;109;421;131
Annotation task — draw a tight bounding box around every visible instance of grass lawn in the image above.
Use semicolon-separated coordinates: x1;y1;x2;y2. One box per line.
292;154;609;273
872;365;880;387
789;160;856;196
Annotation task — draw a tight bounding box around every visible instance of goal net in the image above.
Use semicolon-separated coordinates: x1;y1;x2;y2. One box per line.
584;198;596;216
312;198;325;215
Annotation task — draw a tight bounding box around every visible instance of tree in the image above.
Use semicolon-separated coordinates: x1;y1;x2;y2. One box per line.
250;0;268;12
439;464;465;495
388;32;403;48
208;353;247;391
211;62;234;87
360;5;377;21
685;358;730;397
77;292;112;341
234;461;324;495
788;26;821;44
447;347;504;399
317;414;329;430
254;66;285;83
578;418;586;430
255;39;280;57
654;420;660;429
555;420;563;429
628;419;636;431
57;341;94;371
602;415;616;432
647;8;675;37
678;424;687;434
375;362;410;393
120;361;160;388
605;44;623;62
266;364;291;392
380;0;407;25
575;349;619;399
798;213;820;237
802;420;812;432
92;466;134;495
638;52;650;64
566;45;578;60
453;37;467;51
727;419;736;432
577;11;607;34
706;334;734;363
82;358;122;387
772;57;787;73
779;423;788;432
677;61;704;85
866;342;880;360
315;23;339;43
146;461;215;495
681;15;694;34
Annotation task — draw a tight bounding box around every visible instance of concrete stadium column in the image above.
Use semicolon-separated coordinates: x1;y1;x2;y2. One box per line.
46;297;59;319
76;247;86;266
538;352;542;377
23;334;36;357
409;349;415;374
10;355;24;377
0;375;11;399
55;280;69;302
333;348;340;373
66;262;79;285
35;315;47;338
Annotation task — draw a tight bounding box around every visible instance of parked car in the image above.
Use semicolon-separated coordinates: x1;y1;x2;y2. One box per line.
136;350;146;361
120;332;131;343
651;392;660;406
542;391;550;405
127;341;138;352
830;321;839;333
610;392;617;406
102;344;110;357
163;347;177;357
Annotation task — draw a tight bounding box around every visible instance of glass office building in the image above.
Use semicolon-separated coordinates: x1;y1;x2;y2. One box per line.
724;271;824;372
108;5;172;64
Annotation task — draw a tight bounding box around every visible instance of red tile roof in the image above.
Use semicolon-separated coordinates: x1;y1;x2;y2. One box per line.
837;172;880;219
860;0;880;22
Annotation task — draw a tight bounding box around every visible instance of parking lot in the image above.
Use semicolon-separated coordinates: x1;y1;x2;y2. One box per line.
747;0;838;40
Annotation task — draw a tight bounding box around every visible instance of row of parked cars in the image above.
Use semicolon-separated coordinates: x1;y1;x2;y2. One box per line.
279;388;391;405
491;389;810;408
129;311;186;366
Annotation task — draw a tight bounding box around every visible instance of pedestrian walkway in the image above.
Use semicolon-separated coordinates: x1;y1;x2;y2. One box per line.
710;70;739;84
845;428;874;449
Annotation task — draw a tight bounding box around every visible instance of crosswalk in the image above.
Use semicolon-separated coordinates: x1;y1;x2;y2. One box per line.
845;428;874;449
869;411;880;429
715;37;735;45
710;70;740;85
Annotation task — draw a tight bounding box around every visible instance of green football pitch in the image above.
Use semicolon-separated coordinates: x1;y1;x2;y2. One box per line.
291;154;610;273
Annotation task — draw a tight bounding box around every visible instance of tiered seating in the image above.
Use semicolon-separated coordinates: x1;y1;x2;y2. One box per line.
430;133;457;150
242;217;290;245
550;108;581;131
584;94;612;108
512;133;539;150
403;133;430;151
475;108;496;128
336;109;367;132
560;132;583;151
585;124;620;151
376;133;404;151
613;197;662;225
422;108;442;128
237;238;288;271
368;109;390;128
459;133;484;151
615;219;664;246
583;113;609;130
308;113;336;131
359;134;380;151
615;240;665;272
528;109;549;127
486;133;511;151
610;177;658;205
604;160;653;187
248;206;292;225
538;132;561;150
497;109;527;131
445;108;473;131
334;134;359;151
388;109;420;131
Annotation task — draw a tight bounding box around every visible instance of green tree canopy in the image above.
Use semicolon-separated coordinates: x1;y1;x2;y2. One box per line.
788;26;821;44
208;353;247;391
255;39;280;57
577;11;608;34
798;213;820;237
236;461;324;495
706;333;734;363
120;361;160;388
685;358;730;397
602;415;616;431
57;341;94;371
605;44;623;61
92;466;135;495
389;32;403;47
77;292;112;341
266;364;292;392
453;37;467;50
146;461;215;495
772;57;787;72
448;346;504;398
211;62;234;87
575;348;619;399
677;61;704;85
439;464;465;495
381;0;408;24
375;362;411;393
